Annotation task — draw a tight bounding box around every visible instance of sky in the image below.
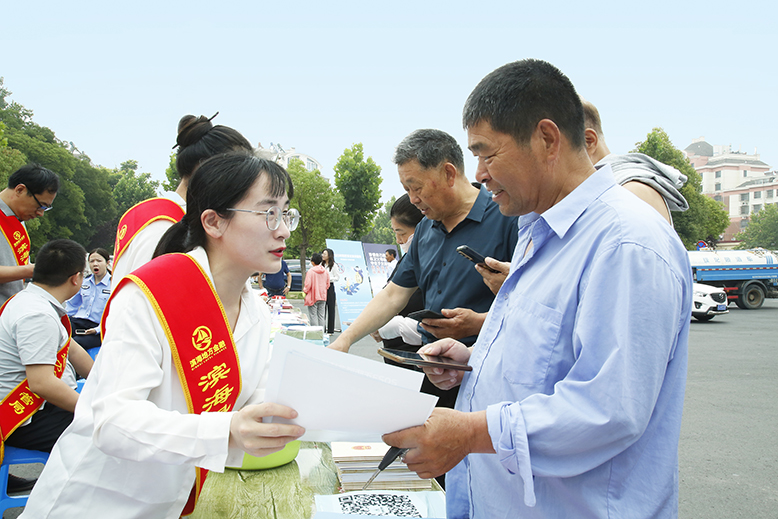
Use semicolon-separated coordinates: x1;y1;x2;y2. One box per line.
2;1;775;204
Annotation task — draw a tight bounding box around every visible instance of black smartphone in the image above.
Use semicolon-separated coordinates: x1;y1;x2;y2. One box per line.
378;348;472;371
75;329;87;335
407;309;447;322
457;245;500;273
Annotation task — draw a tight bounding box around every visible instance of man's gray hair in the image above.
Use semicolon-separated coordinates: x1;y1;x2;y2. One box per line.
393;129;464;172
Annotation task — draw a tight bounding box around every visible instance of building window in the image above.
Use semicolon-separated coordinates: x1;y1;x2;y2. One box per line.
740;193;750;202
740;205;750;215
743;170;748;177
767;190;774;199
715;170;722;178
754;191;762;199
715;183;721;191
740;219;749;230
753;204;762;213
713;195;723;203
306;159;317;171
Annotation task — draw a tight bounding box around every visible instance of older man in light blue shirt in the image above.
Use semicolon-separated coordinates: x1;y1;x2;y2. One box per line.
384;59;691;518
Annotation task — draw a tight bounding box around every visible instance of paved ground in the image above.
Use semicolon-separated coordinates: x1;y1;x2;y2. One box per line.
6;298;776;517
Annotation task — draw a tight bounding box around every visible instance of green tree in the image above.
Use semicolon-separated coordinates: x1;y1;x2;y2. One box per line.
361;196;396;245
333;143;382;240
162;152;178;192
112;160;160;217
633;128;729;250
736;204;778;249
285;158;349;279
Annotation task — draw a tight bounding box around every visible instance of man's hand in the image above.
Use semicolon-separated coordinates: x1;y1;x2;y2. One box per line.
327;336;351;353
382;408;493;479
420;308;485;340
419;339;471;390
283;286;290;296
229;403;305;458
476;257;510;295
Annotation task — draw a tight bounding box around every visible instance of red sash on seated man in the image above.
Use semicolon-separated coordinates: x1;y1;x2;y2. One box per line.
102;253;241;517
112;198;185;273
0;296;71;463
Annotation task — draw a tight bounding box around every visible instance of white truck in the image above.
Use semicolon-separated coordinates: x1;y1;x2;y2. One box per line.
688;249;778;309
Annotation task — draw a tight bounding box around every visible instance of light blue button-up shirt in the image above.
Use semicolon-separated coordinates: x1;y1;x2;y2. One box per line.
66;273;112;324
448;165;692;518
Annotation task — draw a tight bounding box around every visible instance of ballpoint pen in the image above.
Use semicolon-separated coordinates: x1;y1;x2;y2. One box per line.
361;446;410;490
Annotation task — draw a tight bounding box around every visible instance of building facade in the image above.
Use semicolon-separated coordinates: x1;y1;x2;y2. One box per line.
685;137;775;243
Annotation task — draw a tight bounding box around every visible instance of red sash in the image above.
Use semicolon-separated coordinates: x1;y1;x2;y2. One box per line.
102;253;242;517
113;198;185;270
0;295;71;463
0;210;31;266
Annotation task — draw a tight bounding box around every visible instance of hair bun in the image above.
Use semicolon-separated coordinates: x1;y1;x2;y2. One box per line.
174;112;219;149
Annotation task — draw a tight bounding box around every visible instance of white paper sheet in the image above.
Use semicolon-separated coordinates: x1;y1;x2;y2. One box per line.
266;335;438;442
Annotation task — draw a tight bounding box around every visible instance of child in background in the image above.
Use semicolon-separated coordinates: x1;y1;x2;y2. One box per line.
303;253;330;328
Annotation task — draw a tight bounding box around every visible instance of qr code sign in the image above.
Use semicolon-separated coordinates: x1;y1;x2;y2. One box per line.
338;493;422;517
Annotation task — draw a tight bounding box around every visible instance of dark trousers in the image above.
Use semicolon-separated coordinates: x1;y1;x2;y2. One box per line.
5;404;74;452
69;316;101;350
324;284;337;333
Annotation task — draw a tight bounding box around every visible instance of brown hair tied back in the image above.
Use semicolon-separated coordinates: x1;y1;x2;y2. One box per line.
173;112;219;150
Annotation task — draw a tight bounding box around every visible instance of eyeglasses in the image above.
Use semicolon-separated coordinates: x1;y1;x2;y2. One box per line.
27;188;53;212
226;207;300;231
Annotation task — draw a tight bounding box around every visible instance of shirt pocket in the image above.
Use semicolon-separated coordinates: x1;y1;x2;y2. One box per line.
500;295;563;388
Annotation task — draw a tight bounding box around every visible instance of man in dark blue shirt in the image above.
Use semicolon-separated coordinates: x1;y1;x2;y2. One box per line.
261;259;291;297
329;129;518;406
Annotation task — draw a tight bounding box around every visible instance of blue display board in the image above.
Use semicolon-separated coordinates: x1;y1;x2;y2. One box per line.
362;243;398;297
326;239;374;331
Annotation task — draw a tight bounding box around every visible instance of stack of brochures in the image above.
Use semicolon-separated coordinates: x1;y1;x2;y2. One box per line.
331;442;433;491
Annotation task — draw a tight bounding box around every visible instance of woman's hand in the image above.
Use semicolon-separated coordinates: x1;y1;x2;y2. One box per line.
229;403;305;458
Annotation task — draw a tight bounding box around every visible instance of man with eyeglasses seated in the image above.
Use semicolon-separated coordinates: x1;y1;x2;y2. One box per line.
0;164;59;307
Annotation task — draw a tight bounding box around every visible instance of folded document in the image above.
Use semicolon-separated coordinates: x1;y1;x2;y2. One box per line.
266;335;439;442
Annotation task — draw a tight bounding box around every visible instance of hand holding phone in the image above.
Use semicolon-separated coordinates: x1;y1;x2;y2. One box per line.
457;245;500;273
377;348;472;371
407;309;447;322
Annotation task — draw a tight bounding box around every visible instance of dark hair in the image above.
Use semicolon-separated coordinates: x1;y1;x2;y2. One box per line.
581;98;604;137
33;239;86;286
8;164;60;194
311;252;323;266
88;247;110;263
389;194;423;229
385;249;397;259
322;248;335;269
174;114;253;180
463;59;586;150
154;152;293;257
393;129;464;173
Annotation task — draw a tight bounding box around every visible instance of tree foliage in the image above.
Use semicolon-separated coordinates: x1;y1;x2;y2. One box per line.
333;143;382;240
735;204;778;249
285;158;349;278
162;152;178;192
361;196;396;245
633;128;730;250
0;77;161;253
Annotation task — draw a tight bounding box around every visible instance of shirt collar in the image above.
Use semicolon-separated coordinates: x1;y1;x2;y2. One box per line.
187;246;258;340
0;198;17;219
88;273;111;287
25;282;67;317
522;164;616;240
431;183;491;230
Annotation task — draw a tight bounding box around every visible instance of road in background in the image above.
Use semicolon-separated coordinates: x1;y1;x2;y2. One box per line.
680;299;777;517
